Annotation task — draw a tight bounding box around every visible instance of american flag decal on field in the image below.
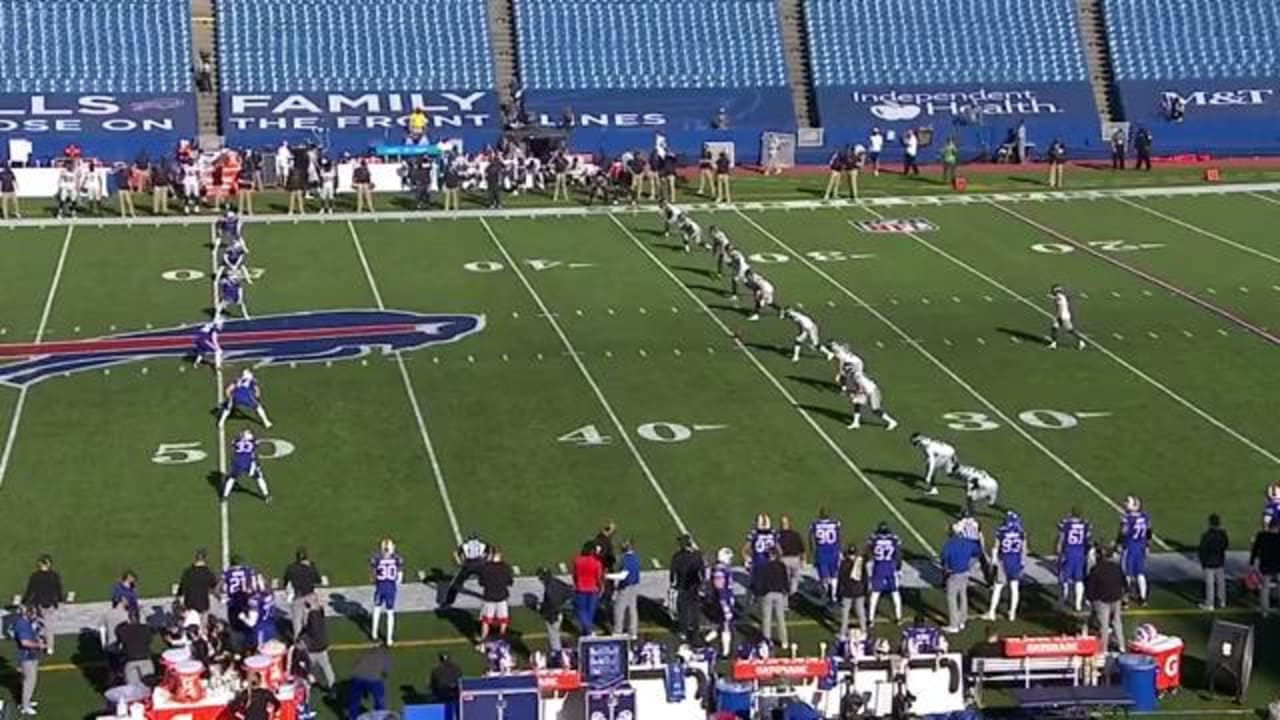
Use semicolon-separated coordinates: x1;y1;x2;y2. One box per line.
852;218;939;234
0;310;485;388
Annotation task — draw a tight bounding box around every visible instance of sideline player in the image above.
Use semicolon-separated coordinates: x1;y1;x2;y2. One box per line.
1057;508;1092;612
1047;284;1085;350
706;548;736;657
745;270;778;321
219;368;273;428
371;538;404;646
782;307;820;362
1263;483;1280;528
809;509;842;604
866;521;903;625
222;429;270;502
844;370;898;430
985;511;1027;621
909;433;957;495
217;270;250;320
954;463;1000;512
742;513;777;603
192;319;223;369
1117;495;1152;605
181;160;202;215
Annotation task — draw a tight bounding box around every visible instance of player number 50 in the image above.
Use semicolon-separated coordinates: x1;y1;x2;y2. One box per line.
151;438;297;465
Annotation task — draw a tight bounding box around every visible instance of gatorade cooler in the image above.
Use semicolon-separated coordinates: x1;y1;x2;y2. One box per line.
716;679;753;719
161;647;191;693
1117;653;1158;711
244;654;274;689
1129;635;1184;692
952;177;968;192
261;639;288;689
172;660;206;702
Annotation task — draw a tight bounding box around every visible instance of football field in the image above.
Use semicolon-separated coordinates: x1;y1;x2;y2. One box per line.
1;183;1278;607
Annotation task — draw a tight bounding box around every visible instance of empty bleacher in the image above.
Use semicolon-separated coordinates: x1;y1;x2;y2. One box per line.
1105;0;1280;80
0;0;192;94
216;0;495;93
514;0;789;90
806;0;1088;86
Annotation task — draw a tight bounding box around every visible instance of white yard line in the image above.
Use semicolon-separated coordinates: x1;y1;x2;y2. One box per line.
734;210;1168;550
927;203;1280;467
346;221;463;544
604;214;935;555
0;225;73;490
1248;191;1280;207
210;225;232;568
1116;197;1280;266
479;217;693;539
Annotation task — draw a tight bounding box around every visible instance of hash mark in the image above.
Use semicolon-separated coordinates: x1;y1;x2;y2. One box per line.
605;350;613;358
706;347;716;355
512;565;521;576
1010;335;1022;343
145;323;153;329
1079;292;1090;299
673;348;682;356
671;306;679;313
1112;333;1124;340
921;297;931;304
983;295;994;302
1207;287;1217;295
639;307;648;314
826;300;837;308
1240;287;1250;293
1147;331;1159;339
951;296;961;303
512;311;520;319
141;367;148;375
575;309;583;316
1182;330;1193;338
109;324;116;331
536;353;544;360
558;562;568;574
639;349;647;357
502;353;509;361
1217;328;1229;336
1110;291;1121;298
73;325;80;333
325;361;332;367
1142;289;1153;297
467;355;475;363
433;357;440;364
178;366;186;373
289;363;297;369
361;359;368;366
875;340;885;349
103;369;110;375
650;558;662;569
977;337;986;344
607;308;615;315
889;298;899;305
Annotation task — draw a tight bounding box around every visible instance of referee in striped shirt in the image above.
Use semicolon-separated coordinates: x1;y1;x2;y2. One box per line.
442;533;489;607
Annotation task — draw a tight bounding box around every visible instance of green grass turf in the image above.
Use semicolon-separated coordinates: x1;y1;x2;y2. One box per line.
0;185;1278;715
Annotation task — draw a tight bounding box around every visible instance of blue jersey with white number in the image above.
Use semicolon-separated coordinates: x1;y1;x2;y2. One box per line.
218;216;242;241
995;522;1027;577
810;519;842;560
902;625;942;655
1058;517;1090;557
1121;511;1151;552
229;376;259;408
222;243;247;270
219;275;242;304
746;528;777;569
709;563;734;614
372;552;403;584
1263;501;1280;528
194;325;219;353
868;532;901;578
223;565;253;599
230;435;258;477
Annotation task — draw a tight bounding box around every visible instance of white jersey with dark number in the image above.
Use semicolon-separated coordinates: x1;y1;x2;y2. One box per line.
710;228;730;255
680;218;702;245
851;373;882;410
784;309;819;346
832;344;864;378
957;464;999;504
183;164;201;195
1053;291;1072;324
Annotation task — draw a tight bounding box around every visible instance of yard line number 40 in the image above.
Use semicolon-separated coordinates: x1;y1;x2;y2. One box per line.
558;421;726;446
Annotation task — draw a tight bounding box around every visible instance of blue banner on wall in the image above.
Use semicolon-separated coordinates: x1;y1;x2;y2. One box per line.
0;94;196;161
1115;79;1280;155
814;82;1102;156
524;87;796;132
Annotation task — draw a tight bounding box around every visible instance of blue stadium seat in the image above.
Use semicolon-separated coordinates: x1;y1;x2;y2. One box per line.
514;0;788;90
217;0;495;92
806;0;1088;86
1105;0;1280;80
0;0;192;94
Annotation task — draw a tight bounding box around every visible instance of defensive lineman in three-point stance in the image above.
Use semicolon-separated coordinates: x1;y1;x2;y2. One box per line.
909;433;957;495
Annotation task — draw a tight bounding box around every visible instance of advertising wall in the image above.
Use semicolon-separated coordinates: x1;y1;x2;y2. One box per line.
1118;80;1280;155
813;82;1104;161
0;94;197;162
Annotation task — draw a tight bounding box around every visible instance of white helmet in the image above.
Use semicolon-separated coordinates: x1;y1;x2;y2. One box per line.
755;513;771;530
239;428;254;441
717;547;734;566
380;537;396;554
1124;495;1142;512
1268;483;1280;503
240;368;254;382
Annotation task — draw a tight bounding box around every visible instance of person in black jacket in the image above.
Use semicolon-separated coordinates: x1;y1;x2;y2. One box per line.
1133;127;1153;171
299;600;334;692
1198;514;1229;610
669;535;705;644
758;549;791;648
1250;518;1280;617
283;547;322;639
836;545;867;638
23;555;63;655
485;157;505;209
478;548;514;644
537;567;572;657
176;549;218;624
430;652;462;707
1085;548;1126;650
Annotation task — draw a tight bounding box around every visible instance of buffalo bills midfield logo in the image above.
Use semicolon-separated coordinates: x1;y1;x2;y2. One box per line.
0;310;485;388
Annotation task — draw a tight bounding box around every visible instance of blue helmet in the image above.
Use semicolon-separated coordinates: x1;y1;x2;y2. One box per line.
1004;510;1022;527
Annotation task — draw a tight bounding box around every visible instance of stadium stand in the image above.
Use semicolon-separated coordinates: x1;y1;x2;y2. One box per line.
514;0;788;91
216;0;495;92
0;0;193;94
806;0;1088;87
1105;0;1280;81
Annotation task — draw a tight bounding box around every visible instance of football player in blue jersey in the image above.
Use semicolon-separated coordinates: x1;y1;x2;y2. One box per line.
741;514;777;602
217;209;244;249
192;318;223;369
866;522;903;625
220;238;251;285
706;547;736;657
222;428;271;502
1263;483;1280;528
217;270;250;320
1057;508;1092;612
1117;495;1153;606
985;510;1028;621
370;538;404;646
222;555;255;643
218;368;273;428
237;573;277;650
901;615;946;657
809;509;842;604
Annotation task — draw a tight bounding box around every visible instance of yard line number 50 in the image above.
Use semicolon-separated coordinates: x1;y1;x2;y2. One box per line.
152;438;297;465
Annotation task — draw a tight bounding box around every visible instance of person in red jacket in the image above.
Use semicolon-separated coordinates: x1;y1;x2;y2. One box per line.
572;543;603;635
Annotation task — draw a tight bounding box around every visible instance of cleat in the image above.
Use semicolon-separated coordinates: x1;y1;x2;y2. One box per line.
847;419;860;430
1077;340;1086;350
885;417;898;431
1047;341;1058;349
748;314;760;321
926;487;939;496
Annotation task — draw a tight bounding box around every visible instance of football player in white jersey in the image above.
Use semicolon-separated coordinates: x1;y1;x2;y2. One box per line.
181;160;202;215
660;201;686;236
727;247;751;300
708;226;732;277
909;434;958;495
782;307;819;361
825;341;865;380
677;215;702;253
1047;285;1085;349
845;371;897;430
954;463;1000;511
745;270;778;321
